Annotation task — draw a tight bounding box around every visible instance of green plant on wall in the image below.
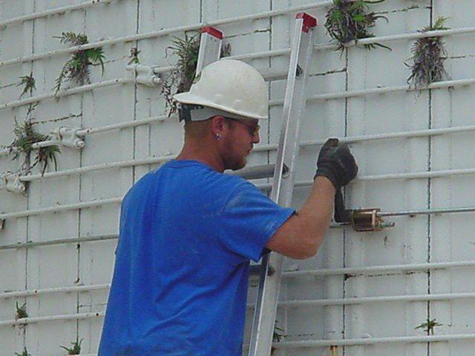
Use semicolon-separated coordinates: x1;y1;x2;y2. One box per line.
18;73;36;99
128;47;141;65
5;105;61;176
415;318;443;335
325;0;390;51
54;32;105;94
161;32;201;115
161;31;231;116
406;17;449;88
15;347;31;356
15;301;28;320
271;321;285;355
60;337;83;355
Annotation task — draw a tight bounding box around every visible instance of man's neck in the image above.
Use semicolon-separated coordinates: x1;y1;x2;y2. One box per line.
175;143;225;173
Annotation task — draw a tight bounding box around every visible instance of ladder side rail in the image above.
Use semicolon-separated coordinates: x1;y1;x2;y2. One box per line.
196;26;223;73
248;13;317;356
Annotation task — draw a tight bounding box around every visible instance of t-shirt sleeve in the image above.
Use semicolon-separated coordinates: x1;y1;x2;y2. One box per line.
215;181;295;262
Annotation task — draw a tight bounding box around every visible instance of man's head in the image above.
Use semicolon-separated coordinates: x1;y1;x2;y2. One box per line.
183;113;260;171
174;59;267;171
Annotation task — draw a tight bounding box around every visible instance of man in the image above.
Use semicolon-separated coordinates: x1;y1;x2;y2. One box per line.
99;59;358;355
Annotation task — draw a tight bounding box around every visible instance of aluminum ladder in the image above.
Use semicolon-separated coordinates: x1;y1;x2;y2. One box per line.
192;14;318;355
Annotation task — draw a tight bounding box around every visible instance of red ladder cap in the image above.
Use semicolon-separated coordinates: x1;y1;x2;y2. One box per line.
296;12;317;33
201;26;223;39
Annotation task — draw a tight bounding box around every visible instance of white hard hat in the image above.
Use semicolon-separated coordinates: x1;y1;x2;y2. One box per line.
174;59;269;121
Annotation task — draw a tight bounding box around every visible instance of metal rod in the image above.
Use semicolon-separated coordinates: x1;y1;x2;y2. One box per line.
0;311;104;327
283;260;475;278
278;292;475;308
273;333;475;348
6;96;473;159
77;115;170;136
3;291;474;328
0;234;117;250
1;260;473;299
269;78;475;107
0;2;332;69
1;8;474;71
229;164;275;180
0;116;171;156
0;198;122;220
0;0;117;28
0;78;132;112
0;284;110;299
231;25;475;63
379;206;475;218
0;166;278;220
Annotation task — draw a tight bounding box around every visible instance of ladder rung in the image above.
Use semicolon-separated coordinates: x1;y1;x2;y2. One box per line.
257;67;287;82
229;164;275;180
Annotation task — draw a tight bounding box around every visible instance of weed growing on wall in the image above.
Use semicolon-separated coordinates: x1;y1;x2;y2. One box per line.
161;32;231;116
271;321;285;355
406;17;449;88
18;73;36;99
161;32;201;115
415;318;443;335
325;0;390;51
60;337;82;355
54;32;105;94
128;47;141;65
5;105;60;176
15;302;28;320
15;347;31;356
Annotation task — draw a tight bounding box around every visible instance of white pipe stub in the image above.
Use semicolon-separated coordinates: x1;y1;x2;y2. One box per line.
50;126;86;149
1;172;27;195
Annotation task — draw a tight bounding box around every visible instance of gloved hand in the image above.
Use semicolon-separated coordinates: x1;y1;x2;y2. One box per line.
314;138;358;190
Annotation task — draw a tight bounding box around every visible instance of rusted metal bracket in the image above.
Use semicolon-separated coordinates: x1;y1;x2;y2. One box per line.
334;190;395;232
351;208;395;232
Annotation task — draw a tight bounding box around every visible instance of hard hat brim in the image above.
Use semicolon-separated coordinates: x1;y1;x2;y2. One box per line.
174;92;269;120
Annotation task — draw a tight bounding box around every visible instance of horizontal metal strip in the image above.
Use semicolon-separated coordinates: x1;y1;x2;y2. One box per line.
284;260;475;278
0;198;121;220
0;77;132;112
231;25;475;62
1;284;110;299
0;154;175;192
269;77;475;107
78;114;170;135
0;115;171;157
254;124;475;154
1;261;474;299
2;121;475;190
0;311;104;327
0;0;118;28
2;292;473;327
0;2;331;68
255;167;475;191
380;206;475;217
1;8;473;73
278;292;475;308
5;101;474;157
1;74;474;122
273;333;475;348
2;181;475;221
0;234;117;250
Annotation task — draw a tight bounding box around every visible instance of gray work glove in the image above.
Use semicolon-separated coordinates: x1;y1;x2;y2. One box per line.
314;138;358;190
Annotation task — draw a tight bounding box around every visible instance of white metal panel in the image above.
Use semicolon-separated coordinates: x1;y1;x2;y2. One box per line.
1;0;475;355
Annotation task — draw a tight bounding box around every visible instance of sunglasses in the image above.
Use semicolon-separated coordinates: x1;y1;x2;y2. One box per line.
225;117;260;137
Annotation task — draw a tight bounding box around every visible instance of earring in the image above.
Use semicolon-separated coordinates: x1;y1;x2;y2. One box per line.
215;134;221;141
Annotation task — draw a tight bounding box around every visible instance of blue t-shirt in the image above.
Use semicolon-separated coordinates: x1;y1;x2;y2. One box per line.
98;160;294;355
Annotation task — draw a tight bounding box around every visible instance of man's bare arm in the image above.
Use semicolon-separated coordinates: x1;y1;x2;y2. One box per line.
266;177;335;259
